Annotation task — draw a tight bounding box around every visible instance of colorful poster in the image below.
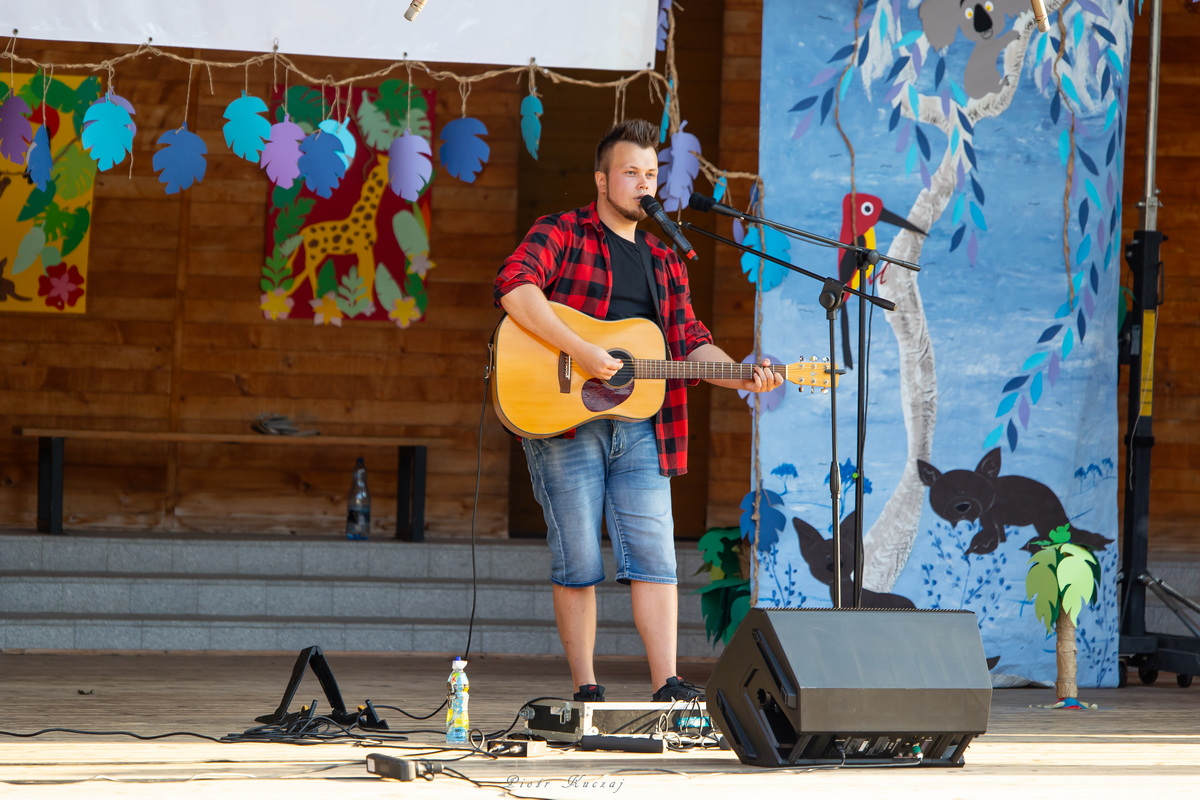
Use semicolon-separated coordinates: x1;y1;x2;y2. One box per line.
260;83;435;326
750;0;1131;688
0;73;99;315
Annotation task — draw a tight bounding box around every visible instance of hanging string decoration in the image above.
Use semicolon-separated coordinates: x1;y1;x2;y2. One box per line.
519;92;543;160
222;91;272;163
657;119;701;211
153;125;207;193
81;91;135;171
438;116;489;183
260;114;306;188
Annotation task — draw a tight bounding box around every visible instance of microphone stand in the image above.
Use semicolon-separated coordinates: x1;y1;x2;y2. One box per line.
679;221;895;609
703;206;922;607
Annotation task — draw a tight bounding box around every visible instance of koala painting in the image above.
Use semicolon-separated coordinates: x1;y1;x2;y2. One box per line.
794;513;916;608
917;448;1114;556
919;0;1027;99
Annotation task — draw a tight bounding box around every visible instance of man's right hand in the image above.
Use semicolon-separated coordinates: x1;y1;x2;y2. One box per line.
573;343;623;381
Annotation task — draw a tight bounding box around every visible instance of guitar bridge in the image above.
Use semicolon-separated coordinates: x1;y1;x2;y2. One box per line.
558;352;572;393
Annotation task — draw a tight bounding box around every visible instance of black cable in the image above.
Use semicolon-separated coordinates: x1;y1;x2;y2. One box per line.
460;364;491;660
0;727;226;743
372;701;446;721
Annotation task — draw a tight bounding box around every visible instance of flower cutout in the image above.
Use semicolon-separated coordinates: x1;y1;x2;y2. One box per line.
389;295;422;328
37;263;85;310
310;292;344;327
408;253;434;279
260;288;294;320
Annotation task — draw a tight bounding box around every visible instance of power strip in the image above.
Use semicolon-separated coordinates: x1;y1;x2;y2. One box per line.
365;753;445;781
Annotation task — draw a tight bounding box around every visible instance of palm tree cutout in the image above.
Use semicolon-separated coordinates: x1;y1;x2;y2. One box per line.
1025;524;1102;708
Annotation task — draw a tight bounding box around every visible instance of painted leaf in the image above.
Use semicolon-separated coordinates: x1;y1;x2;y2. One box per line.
61;208;91;257
657;120;701;212
739;488;786;553
260;115;306;189
388;132;434;201
520;94;543;160
374;80;428;125
318;117;358;169
438;117;490;183
298;130;347;198
152;125;208;194
51;143;96;201
0;94;33;164
392;209;429;254
17;180;56;222
81;98;135;171
222;91;272;163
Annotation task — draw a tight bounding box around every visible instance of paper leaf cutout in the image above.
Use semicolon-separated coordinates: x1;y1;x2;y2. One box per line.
374;261;404;313
657;120;701;212
438;117;490;183
737;352;786;411
318;117;357;169
520;94;543;160
81;98;135;171
375;80;428;124
739;488;786;552
656;0;672;51
739;224;790;292
60;207;90;257
14;226;47;275
0;95;33;164
25;126;53;190
260;115;306;189
102;92;138;137
222;91;272;163
388;132;434;201
51;143;96;201
18;180;56;222
356;92;431;152
153;124;208;194
297;129;347;198
336;265;375;318
392;209;429;254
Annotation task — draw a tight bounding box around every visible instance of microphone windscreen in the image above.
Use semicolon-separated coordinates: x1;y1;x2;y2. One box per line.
688;192;715;213
639;194;662;214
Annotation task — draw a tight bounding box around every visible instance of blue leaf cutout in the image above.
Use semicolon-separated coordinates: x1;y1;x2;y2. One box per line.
26;125;53;190
739;225;789;292
438;117;490;183
739;488;786;553
222;91;271;163
713;175;727;202
318;117;358;169
152;125;207;194
82;99;134;171
657;120;702;212
298;130;347;199
520;94;543;160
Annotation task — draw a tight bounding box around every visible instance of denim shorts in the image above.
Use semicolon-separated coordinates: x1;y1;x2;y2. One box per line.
521;419;677;587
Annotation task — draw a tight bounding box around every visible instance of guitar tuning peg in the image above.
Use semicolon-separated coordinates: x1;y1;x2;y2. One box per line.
820;388;829;395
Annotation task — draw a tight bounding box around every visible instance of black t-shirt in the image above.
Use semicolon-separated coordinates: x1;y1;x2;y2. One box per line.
602;223;658;322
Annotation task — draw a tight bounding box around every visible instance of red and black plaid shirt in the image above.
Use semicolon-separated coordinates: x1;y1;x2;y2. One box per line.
494;202;713;477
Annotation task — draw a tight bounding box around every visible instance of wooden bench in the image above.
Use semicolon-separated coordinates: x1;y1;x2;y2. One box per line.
11;427;436;541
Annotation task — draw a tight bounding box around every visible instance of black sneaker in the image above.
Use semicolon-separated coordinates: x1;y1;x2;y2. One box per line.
573;683;606;702
651;676;704;702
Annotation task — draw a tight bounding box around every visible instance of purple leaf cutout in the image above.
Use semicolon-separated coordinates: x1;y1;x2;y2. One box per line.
260;115;306;189
389;132;433;201
737;352;786;412
657;120;701;212
0;95;33;164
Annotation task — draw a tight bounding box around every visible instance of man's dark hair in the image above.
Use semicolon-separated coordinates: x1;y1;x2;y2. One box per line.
595;119;658;173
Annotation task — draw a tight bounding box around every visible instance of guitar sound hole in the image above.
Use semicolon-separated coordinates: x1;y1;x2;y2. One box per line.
606;349;634;388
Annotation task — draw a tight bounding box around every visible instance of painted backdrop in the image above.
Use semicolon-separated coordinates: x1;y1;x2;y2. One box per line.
748;0;1131;687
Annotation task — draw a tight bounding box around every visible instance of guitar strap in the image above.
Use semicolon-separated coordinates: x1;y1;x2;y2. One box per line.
635;231;665;331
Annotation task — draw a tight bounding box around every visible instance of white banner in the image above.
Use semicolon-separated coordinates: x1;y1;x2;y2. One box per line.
4;0;658;70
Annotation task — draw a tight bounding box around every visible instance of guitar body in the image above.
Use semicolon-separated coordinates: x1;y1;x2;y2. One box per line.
492;303;667;438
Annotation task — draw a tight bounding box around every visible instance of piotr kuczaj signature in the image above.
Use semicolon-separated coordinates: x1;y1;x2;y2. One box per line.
506;775;625;793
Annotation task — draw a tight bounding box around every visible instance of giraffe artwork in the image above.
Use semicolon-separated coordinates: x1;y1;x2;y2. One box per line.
260;83;435;326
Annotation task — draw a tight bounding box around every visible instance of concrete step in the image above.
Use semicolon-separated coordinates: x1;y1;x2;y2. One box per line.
0;533;724;659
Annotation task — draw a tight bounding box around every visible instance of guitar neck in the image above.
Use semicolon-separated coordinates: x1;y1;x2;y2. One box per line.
631;359;788;382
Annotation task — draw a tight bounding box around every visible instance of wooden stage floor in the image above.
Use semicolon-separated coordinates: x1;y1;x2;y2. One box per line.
1;651;1199;799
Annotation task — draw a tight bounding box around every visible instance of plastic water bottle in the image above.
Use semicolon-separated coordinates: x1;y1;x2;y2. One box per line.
445;657;470;743
345;457;370;540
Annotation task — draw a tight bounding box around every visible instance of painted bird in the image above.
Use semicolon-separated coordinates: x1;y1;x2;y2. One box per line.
836;192;926;369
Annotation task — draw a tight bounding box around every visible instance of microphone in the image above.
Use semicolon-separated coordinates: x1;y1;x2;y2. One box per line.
1030;0;1051;32
688;192;748;220
404;0;428;22
639;195;698;260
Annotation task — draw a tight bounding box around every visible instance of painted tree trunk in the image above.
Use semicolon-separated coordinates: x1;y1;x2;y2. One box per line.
863;24;1039;592
1056;612;1079;700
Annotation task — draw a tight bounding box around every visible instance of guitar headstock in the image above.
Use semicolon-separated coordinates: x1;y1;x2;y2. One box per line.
781;359;838;389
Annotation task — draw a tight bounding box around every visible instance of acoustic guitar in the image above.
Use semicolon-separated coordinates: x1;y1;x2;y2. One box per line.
490;302;835;438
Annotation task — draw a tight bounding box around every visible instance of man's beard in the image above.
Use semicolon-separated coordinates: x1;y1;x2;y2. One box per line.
605;193;645;224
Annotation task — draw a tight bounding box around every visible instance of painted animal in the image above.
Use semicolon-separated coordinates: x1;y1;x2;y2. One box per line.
794;513;916;608
917;448;1113;555
919;0;1027;99
283;156;391;300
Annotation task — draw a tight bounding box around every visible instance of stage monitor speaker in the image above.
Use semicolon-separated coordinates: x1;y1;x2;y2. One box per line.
707;608;992;768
